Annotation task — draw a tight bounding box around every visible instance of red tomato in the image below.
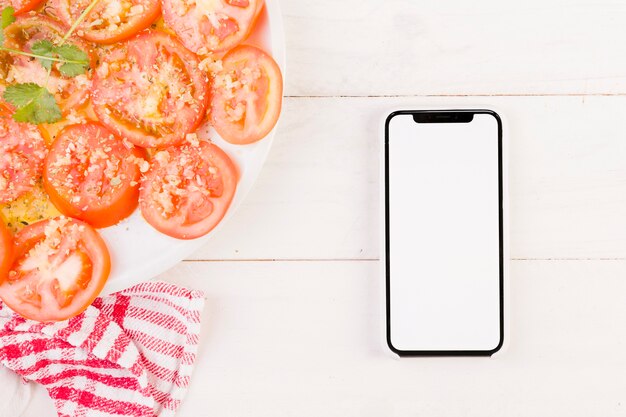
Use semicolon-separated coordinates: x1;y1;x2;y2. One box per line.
255;0;264;19
51;0;161;44
0;0;44;15
161;0;260;53
43;123;144;228
140;140;237;239
0;220;14;282
0;217;110;322
2;14;97;114
92;31;209;149
211;45;282;145
0;103;47;204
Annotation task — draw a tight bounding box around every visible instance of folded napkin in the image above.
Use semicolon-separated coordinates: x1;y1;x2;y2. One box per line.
0;281;205;417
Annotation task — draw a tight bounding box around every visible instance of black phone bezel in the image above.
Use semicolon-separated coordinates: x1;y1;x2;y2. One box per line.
384;109;504;357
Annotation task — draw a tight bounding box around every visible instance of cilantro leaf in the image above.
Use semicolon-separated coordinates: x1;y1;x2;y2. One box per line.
58;62;88;77
0;7;15;45
54;44;89;76
53;44;88;62
3;83;62;124
31;40;54;55
31;40;54;71
1;7;14;29
13;92;61;124
21;41;89;76
2;83;41;107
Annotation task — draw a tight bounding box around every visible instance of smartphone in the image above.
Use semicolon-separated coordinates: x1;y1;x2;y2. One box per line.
384;109;506;356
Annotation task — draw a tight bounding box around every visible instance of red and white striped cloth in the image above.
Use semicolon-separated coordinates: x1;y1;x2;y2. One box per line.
0;281;205;417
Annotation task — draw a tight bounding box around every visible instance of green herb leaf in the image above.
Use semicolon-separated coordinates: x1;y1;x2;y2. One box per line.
31;40;54;71
0;7;15;45
2;83;42;107
13;93;61;124
54;44;89;76
53;44;88;62
1;7;14;29
31;40;54;55
3;83;62;124
58;62;87;77
20;41;89;76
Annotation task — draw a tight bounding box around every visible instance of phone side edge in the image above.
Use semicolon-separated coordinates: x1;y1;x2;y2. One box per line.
382;111;402;357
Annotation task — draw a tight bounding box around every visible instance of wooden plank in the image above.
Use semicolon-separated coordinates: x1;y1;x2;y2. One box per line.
23;260;626;416
282;0;626;97
154;259;626;416
190;95;626;261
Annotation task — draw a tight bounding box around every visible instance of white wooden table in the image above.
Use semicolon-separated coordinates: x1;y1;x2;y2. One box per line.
24;0;626;415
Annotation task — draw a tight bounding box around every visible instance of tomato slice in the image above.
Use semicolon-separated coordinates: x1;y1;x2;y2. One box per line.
211;45;282;145
43;123;144;228
140;139;237;239
51;0;161;44
0;217;110;322
1;14;97;114
161;0;260;53
0;220;14;282
92;31;209;149
254;0;264;20
0;0;44;15
0;103;47;204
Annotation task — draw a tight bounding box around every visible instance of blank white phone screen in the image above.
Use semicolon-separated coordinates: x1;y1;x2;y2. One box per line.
387;112;502;353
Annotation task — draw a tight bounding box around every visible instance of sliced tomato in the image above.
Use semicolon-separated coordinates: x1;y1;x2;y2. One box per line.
0;220;13;282
211;45;282;145
161;0;260;53
0;217;110;322
51;0;161;44
0;0;44;15
43;123;144;228
1;14;97;114
92;31;209;149
0;102;47;204
254;0;264;20
140;140;237;239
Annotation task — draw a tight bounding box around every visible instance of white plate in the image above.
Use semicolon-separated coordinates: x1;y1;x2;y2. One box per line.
100;1;286;295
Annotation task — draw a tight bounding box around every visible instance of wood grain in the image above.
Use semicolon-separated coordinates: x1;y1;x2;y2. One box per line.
171;260;626;417
24;259;626;417
190;95;626;261
282;0;626;97
162;261;626;416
